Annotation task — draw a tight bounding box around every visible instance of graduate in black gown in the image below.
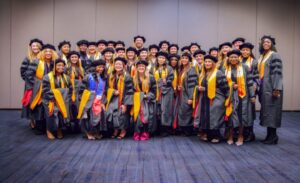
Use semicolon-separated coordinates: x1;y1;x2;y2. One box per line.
131;60;156;141
20;38;43;129
257;35;283;145
27;44;58;135
42;58;72;140
77;59;107;140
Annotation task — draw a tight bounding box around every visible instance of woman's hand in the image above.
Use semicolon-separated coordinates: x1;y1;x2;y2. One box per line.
198;86;205;92
187;100;193;105
114;90;119;96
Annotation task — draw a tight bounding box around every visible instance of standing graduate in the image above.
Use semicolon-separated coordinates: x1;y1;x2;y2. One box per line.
154;51;174;136
159;40;170;53
240;42;258;142
193;49;206;75
58;40;71;64
232;37;245;50
42;58;72;140
27;44;58;135
175;52;198;136
20;38;43;129
224;50;256;146
76;40;90;71
131;60;156;141
148;44;159;74
257;35;283;145
168;54;180;131
66;51;84;132
217;42;232;71
168;44;179;55
102;47;115;75
193;55;230;143
106;57;133;139
125;47;138;77
133;35;146;51
77;59;107;140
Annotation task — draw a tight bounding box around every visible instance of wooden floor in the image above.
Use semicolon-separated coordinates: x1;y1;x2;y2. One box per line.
0;110;299;183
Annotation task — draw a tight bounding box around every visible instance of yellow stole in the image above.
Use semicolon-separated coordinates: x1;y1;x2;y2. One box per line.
243;57;253;70
225;64;246;98
70;66;84;102
258;51;273;79
154;66;168;101
172;69;178;90
131;76;150;122
107;62;114;75
106;73;125;109
30;60;45;110
48;72;69;118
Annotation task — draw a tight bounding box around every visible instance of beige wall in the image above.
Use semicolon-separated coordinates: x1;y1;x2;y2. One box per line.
0;0;299;110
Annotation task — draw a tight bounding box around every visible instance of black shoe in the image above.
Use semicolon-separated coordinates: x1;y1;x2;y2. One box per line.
33;129;44;135
263;135;278;145
244;133;256;142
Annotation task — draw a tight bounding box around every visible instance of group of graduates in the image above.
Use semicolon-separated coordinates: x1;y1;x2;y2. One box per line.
20;35;283;146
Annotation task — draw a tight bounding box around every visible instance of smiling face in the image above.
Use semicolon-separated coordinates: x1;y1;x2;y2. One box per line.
139;51;148;60
79;44;87;52
104;52;113;61
97;43;106;53
160;43;169;52
195;54;204;64
114;60;124;72
95;65;105;74
150;48;158;57
135;38;144;49
44;49;53;60
137;64;146;74
262;38;272;51
190;45;199;54
228;54;239;66
126;51;136;60
117;50;125;58
180;56;189;66
222;45;231;55
70;55;79;65
55;62;65;74
241;48;251;58
157;56;166;66
210;50;218;57
170;58;178;67
233;41;243;50
31;42;41;54
204;59;214;70
169;47;178;54
61;44;70;55
88;45;96;54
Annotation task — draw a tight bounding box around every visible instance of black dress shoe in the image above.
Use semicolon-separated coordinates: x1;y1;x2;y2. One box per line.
244;133;256;142
262;135;278;145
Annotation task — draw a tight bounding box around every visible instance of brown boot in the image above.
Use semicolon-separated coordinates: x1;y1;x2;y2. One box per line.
57;128;63;139
47;130;55;140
